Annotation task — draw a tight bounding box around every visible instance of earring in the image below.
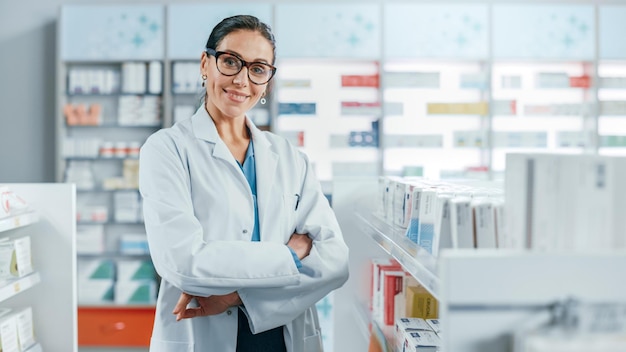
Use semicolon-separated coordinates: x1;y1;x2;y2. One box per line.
201;74;207;87
260;92;266;105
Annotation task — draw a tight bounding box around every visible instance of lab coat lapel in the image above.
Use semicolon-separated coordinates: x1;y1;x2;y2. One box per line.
247;119;279;242
191;106;247;173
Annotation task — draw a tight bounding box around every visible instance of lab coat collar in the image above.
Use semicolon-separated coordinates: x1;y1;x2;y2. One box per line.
190;105;271;150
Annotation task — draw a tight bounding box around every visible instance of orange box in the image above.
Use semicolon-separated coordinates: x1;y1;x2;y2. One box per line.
78;306;155;347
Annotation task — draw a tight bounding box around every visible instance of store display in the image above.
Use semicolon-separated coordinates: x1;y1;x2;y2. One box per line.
52;3;626;350
0;184;76;350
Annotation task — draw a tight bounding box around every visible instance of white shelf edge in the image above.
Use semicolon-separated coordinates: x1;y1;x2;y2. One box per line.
0;211;40;234
0;272;41;303
355;211;440;300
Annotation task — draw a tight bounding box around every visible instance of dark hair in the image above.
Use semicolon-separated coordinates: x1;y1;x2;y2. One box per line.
205;15;276;65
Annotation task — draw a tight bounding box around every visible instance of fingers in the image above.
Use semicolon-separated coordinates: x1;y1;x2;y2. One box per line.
173;292;193;315
176;307;201;321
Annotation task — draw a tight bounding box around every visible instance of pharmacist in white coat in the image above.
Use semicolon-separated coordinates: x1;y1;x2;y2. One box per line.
139;15;349;352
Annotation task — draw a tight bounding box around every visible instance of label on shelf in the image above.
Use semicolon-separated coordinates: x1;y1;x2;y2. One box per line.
384;102;404;116
340;101;382;116
453;130;486;148
599;76;626;89
427;102;488;115
493;131;548;148
278;103;317;115
460;72;489;90
600;101;626;116
384;134;443;148
557;131;587;148
341;74;379;88
524;103;585;116
600;135;626;147
279;79;312;88
492;100;517;116
569;74;591;88
535;72;571;88
501;75;522;89
384;72;440;89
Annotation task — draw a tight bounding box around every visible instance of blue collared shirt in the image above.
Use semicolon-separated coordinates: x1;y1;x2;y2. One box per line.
237;138;302;269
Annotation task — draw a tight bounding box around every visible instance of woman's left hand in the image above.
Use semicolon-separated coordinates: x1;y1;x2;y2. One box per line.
173;291;242;321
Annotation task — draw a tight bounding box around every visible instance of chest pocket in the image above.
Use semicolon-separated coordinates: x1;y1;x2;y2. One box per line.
283;193;299;234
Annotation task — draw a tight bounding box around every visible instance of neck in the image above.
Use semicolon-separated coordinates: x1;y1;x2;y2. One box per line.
205;100;249;143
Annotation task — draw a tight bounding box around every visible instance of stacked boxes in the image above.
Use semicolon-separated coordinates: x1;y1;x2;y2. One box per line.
376;177;504;254
505;153;626;251
77;258;156;305
394;317;441;352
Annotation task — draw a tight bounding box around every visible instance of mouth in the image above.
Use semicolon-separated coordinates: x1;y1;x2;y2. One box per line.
224;89;249;103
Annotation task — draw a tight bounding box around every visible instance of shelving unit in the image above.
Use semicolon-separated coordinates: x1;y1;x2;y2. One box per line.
54;2;626;351
2;184;77;351
58;5;163;348
0;211;39;233
355;210;439;298
352;193;626;352
0;273;42;304
274;59;381;183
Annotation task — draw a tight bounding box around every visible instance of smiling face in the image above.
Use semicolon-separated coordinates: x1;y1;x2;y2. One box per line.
201;30;274;122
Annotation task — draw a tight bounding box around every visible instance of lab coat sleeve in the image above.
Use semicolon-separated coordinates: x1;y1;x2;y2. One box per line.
139;131;300;297
237;152;350;333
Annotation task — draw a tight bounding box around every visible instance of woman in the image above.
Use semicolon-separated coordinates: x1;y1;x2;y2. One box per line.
139;15;350;352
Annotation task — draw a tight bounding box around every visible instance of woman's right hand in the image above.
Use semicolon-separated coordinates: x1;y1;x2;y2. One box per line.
287;232;312;260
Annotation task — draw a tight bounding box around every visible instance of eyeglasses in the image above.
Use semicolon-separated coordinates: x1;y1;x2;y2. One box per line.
205;48;277;85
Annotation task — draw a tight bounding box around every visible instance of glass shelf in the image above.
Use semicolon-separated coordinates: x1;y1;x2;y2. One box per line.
0;272;41;304
0;211;39;234
355;208;440;300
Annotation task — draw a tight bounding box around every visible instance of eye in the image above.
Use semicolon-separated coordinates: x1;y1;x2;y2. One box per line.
222;55;239;68
250;64;268;75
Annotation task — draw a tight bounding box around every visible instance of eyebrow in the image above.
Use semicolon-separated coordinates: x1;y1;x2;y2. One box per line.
221;49;271;64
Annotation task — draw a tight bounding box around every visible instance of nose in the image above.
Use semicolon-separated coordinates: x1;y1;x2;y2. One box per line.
232;66;249;86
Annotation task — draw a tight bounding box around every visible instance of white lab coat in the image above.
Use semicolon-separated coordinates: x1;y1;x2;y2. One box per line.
139;106;350;352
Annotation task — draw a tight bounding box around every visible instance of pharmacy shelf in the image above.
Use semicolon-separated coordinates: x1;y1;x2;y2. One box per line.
0;211;39;234
0;272;41;304
355;210;440;300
